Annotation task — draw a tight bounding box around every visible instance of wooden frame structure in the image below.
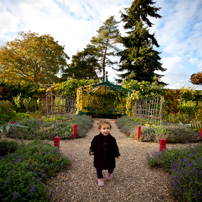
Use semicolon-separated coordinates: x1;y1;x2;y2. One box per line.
133;96;163;125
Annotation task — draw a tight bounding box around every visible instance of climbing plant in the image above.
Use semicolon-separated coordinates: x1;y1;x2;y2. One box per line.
76;84;136;117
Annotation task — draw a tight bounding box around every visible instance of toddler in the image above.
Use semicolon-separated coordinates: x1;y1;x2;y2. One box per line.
90;120;120;186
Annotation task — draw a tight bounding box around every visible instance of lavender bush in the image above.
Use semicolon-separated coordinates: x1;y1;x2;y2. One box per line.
6;115;93;140
0;140;70;201
116;117;201;143
147;143;202;201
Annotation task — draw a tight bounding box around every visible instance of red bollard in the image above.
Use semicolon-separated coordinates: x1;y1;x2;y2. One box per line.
160;138;166;152
137;126;141;141
117;116;119;119
54;136;60;150
73;124;77;139
201;129;202;140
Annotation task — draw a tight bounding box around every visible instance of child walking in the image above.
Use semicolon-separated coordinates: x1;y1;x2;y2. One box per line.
90;120;120;186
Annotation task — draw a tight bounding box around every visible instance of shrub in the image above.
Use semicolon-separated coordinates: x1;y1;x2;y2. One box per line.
116;116;201;143
0;100;15;124
147;143;202;201
139;125;201;143
0;139;19;156
0;140;70;202
6;115;93;140
116;116;147;137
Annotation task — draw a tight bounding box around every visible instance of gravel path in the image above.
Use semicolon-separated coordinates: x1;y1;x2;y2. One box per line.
45;119;178;202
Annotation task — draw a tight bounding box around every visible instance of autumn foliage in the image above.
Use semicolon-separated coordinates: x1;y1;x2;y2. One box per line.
0;31;69;84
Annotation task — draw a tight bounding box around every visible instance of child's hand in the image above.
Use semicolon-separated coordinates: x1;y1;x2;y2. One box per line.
90;152;94;155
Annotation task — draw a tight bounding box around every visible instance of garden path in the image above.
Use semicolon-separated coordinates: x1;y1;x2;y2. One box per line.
45;119;177;202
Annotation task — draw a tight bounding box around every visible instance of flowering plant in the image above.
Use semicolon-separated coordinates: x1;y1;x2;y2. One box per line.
0;121;27;133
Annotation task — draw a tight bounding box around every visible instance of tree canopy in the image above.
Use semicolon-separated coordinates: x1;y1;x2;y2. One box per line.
190;71;202;85
0;31;69;84
61;44;101;81
90;16;120;79
116;0;166;85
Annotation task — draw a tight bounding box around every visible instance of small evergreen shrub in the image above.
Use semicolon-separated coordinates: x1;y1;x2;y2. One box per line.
0;139;19;156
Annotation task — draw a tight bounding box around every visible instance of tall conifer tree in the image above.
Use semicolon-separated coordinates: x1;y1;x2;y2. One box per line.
91;16;120;79
116;0;166;85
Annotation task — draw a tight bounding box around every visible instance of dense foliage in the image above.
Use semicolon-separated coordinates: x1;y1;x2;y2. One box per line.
0;31;69;84
116;116;201;143
0;140;70;201
6;115;93;140
190;71;202;85
0;139;19;156
116;0;166;84
147;143;202;201
62;44;101;80
121;80;163;99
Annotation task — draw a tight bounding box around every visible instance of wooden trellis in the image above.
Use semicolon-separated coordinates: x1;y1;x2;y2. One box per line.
133;96;163;125
46;91;76;115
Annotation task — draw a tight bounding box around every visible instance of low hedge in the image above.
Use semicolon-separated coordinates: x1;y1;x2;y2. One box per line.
116;117;201;143
6;115;93;140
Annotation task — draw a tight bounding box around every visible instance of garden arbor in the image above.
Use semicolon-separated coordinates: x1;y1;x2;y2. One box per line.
76;73;135;117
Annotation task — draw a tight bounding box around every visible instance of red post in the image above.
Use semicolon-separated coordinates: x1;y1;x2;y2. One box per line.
90;115;92;118
54;136;60;150
137;126;141;141
117;116;119;119
201;129;202;140
73;124;77;139
160;138;166;152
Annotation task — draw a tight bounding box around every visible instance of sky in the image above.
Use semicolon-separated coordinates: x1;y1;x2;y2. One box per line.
0;0;202;90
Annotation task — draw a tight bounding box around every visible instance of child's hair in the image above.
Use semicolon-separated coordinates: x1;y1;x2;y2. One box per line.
97;120;112;130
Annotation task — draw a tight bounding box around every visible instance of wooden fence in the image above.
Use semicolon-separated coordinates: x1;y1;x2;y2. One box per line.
133;96;163;125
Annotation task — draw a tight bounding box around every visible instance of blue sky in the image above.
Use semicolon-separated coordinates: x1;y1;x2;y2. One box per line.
0;0;202;89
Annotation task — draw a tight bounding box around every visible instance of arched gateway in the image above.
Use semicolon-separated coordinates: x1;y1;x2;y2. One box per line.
76;73;133;118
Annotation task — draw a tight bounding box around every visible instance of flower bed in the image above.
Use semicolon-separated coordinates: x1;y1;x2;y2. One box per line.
6;115;93;140
0;140;70;201
116;117;201;143
147;143;202;201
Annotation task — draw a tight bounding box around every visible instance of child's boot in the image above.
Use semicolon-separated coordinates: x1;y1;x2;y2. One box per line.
106;173;113;180
98;178;104;186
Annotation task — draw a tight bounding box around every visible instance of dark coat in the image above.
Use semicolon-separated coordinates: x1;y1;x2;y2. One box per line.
90;133;120;170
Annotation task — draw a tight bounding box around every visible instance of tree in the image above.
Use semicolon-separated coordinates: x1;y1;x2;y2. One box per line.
90;16;120;79
60;44;101;81
190;71;202;85
116;0;166;85
0;31;69;84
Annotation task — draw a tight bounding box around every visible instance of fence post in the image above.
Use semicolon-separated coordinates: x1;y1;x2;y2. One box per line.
160;138;166;152
137;126;141;141
73;124;77;139
54;136;60;150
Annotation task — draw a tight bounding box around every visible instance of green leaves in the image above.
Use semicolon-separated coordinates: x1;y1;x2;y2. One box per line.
0;31;69;84
117;0;166;84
